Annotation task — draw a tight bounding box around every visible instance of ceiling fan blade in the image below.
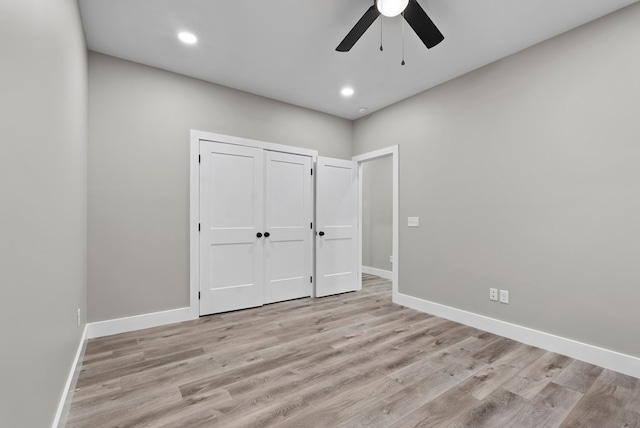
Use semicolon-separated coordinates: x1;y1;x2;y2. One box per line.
403;0;444;49
336;5;380;52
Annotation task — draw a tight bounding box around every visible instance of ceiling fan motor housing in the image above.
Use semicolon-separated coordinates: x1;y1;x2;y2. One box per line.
336;0;444;52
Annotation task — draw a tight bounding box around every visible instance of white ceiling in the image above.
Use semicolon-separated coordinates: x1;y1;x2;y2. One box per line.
79;0;638;120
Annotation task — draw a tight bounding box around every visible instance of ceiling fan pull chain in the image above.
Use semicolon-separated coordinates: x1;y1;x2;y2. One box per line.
401;11;406;65
380;16;384;51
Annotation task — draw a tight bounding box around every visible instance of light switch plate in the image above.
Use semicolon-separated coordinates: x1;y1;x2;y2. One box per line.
499;290;509;304
408;217;419;227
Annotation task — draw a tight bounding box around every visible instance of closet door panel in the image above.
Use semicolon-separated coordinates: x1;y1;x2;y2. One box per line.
316;156;358;297
199;141;264;315
264;151;312;304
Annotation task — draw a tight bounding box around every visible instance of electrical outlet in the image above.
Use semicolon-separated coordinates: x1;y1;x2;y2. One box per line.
77;308;81;327
499;290;509;304
408;217;419;227
489;288;498;301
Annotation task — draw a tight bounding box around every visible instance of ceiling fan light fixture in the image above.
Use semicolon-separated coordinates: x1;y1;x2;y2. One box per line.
376;0;409;17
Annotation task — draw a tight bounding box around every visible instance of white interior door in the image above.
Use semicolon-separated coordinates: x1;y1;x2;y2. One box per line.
264;151;313;303
316;156;358;297
199;141;264;315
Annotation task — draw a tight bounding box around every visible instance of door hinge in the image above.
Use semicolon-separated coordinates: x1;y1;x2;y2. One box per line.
310;222;313;229
198;223;201;231
198;292;200;300
311;168;313;176
310;276;313;283
198;154;201;163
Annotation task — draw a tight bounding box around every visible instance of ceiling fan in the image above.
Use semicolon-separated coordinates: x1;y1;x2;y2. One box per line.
336;0;444;52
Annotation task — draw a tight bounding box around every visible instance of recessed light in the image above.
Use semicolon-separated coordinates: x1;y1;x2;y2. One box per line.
178;32;197;44
358;107;368;114
341;87;354;97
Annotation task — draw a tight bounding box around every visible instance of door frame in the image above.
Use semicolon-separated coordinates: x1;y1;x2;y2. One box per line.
352;145;399;299
190;130;317;318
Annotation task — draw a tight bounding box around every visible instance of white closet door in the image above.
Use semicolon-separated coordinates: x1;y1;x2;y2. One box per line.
264;151;313;303
315;156;358;297
199;141;264;315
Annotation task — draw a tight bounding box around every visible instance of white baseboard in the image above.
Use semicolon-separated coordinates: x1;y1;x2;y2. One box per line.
87;307;196;339
362;266;393;280
52;325;88;428
394;292;640;379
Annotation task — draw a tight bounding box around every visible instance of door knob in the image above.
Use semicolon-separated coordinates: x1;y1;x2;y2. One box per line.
256;232;263;238
264;232;270;238
318;231;325;236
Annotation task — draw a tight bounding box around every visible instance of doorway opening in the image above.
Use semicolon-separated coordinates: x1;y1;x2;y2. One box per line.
353;146;399;300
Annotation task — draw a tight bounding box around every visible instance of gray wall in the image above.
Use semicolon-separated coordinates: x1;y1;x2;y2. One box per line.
353;3;640;358
0;0;87;426
88;52;353;322
362;157;393;272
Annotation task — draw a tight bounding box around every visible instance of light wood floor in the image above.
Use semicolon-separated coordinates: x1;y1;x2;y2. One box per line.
67;275;640;427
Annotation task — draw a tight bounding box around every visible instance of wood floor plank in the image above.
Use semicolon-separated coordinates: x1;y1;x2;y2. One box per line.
76;348;205;389
388;384;481;428
68;378;122;403
215;394;311;428
344;345;488;427
66;384;183;427
554;359;604;394
449;387;530;427
618;380;640;427
337;385;430;428
388;336;481;386
177;370;305;426
471;336;520;364
75;351;145;379
560;369;636;427
459;342;547;401
278;377;404;428
66;275;640;427
505;382;584;428
502;351;573;400
119;345;265;393
117;386;232;428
